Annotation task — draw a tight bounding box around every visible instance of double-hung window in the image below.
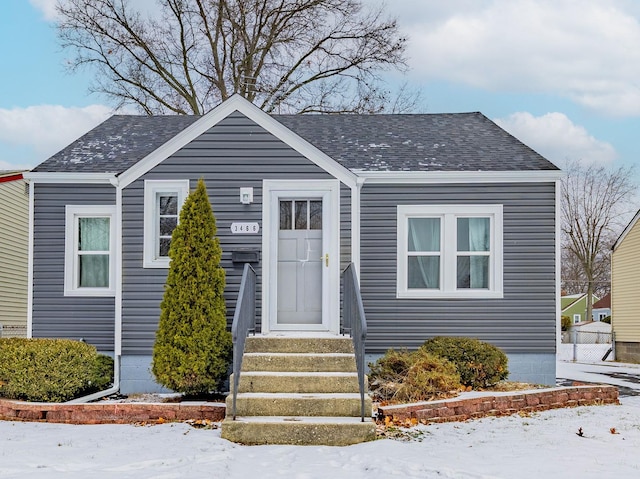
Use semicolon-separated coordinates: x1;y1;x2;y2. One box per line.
143;180;189;268
397;205;503;298
64;205;116;296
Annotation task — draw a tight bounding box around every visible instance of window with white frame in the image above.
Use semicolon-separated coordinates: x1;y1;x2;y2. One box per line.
65;205;116;296
573;314;581;324
143;180;189;268
397;205;503;298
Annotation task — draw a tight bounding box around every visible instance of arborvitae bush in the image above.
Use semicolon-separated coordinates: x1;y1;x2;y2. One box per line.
561;315;573;331
152;178;232;394
420;337;509;389
368;348;461;402
0;338;113;402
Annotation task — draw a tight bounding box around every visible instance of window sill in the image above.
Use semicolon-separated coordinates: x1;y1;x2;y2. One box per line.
64;288;116;297
143;259;171;269
397;289;504;300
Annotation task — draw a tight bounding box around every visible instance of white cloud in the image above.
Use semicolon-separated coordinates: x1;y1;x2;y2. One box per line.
29;0;59;21
494;111;617;167
0;105;113;167
400;0;640;117
30;0;161;22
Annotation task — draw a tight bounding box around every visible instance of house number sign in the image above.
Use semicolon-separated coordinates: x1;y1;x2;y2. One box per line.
230;222;260;234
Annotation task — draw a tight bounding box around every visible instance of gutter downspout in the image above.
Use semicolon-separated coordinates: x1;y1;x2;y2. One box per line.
66;175;123;403
65;355;121;404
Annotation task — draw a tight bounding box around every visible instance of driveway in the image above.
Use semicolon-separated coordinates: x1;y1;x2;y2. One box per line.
557;360;640;397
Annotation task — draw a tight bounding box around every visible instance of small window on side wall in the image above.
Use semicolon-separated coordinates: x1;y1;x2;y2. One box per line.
144;180;189;268
397;204;503;299
64;205;116;296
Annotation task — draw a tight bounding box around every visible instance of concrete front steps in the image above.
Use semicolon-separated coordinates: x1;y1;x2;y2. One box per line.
221;335;376;446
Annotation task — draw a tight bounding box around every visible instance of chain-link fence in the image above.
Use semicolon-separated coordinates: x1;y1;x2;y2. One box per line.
0;325;28;338
559;330;614;362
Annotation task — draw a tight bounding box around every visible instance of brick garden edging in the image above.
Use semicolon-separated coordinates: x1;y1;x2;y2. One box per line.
0;385;618;426
0;398;225;424
377;385;619;424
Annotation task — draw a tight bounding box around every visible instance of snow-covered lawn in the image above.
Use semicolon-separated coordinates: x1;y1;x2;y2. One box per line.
2;361;640;479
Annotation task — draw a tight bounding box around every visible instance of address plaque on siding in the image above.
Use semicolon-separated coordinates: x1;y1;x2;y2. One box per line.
230;222;260;234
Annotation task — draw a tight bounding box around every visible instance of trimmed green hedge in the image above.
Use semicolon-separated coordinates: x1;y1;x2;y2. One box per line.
421;337;509;389
0;338;113;402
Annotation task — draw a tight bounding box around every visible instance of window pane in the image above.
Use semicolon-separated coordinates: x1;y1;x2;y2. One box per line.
408;256;440;289
408;218;440;252
159;238;172;257
79;254;109;287
159;195;178;215
160;217;177;236
280;201;292;230
78;217;110;251
309;200;322;230
295;200;307;230
457;256;489;289
457;217;490;252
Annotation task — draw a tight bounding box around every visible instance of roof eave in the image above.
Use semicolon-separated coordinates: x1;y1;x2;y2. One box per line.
24;172;118;185
353;169;564;183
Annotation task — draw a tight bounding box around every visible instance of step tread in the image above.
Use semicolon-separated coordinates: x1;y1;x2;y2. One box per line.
234;392;366;399
226;416;374;424
243;352;355;357
238;371;358;377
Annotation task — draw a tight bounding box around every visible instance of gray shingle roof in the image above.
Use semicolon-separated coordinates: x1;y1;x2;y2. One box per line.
278;113;558;171
32;115;201;173
32;111;558;174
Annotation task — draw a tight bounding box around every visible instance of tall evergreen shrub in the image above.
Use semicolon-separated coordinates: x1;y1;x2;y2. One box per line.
152;178;231;394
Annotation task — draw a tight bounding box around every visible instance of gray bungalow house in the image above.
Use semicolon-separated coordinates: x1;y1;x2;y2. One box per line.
25;95;561;394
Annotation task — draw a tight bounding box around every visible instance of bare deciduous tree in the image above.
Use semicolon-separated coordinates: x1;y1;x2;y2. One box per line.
561;236;611;298
561;160;637;322
56;0;416;115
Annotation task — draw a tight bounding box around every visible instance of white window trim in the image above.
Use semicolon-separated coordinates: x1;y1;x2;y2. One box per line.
573;314;581;324
143;180;190;268
397;204;503;299
64;205;117;297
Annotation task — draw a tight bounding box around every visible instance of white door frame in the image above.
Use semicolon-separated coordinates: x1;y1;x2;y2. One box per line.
262;179;341;334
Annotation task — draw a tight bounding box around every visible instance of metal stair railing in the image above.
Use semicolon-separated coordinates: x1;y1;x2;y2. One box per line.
230;263;256;420
342;263;368;422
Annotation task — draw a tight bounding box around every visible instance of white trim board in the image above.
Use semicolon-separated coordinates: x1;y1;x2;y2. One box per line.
23;172;117;184
356;170;564;183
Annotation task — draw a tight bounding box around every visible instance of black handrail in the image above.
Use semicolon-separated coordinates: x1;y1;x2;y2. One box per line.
230;263;256;420
342;263;368;422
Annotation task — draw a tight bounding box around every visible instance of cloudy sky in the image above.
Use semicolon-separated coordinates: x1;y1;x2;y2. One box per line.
1;0;639;173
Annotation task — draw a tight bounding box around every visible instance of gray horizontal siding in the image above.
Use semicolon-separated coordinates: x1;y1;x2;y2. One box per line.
122;112;350;355
31;183;116;350
360;182;556;355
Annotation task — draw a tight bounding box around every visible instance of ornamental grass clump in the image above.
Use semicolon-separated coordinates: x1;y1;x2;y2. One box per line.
368;348;462;403
421;336;509;389
152;179;232;394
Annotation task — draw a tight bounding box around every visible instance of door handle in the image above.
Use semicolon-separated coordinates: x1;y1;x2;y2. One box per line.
321;253;329;267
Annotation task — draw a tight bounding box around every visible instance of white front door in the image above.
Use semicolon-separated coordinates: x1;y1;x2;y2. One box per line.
262;180;340;333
